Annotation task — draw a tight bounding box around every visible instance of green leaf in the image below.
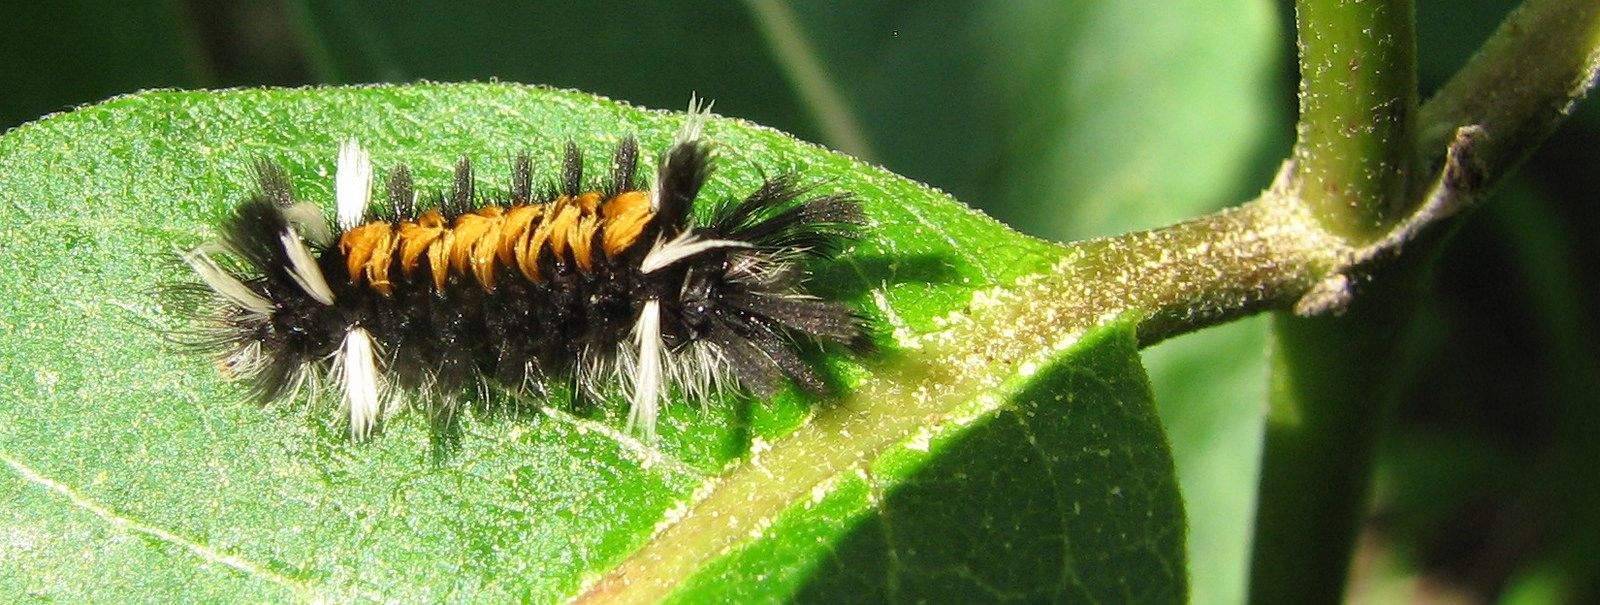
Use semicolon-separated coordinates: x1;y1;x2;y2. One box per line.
769;4;1286;602
668;323;1183;603
0;84;1181;602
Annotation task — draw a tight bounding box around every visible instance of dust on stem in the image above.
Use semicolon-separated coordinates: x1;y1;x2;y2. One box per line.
1291;0;1418;244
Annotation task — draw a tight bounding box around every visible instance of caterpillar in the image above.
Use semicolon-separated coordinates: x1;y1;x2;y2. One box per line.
176;105;871;440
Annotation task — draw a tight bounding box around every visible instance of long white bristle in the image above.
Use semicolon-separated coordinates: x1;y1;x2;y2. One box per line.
180;248;273;314
640;230;751;274
340;327;382;440
626;299;664;440
279;228;336;305
335;138;373;231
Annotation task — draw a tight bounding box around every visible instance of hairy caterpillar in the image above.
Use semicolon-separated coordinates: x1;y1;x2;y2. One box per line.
176;104;871;439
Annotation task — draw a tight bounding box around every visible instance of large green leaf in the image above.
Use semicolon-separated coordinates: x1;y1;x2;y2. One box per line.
670;324;1182;603
771;4;1285;603
0;85;1181;602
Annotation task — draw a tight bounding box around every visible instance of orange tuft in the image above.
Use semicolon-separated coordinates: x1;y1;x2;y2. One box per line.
338;189;657;295
601;191;652;258
498;205;542;267
545;201;582;259
396;210;447;276
570;212;599;271
340;223;394;292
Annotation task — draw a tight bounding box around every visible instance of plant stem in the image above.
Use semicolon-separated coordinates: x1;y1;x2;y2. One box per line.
1418;0;1600;180
1251;0;1419;602
1251;268;1427;603
1292;0;1417;244
1251;0;1600;602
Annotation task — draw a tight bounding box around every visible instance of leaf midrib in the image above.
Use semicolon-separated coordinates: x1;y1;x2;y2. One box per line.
575;250;1132;603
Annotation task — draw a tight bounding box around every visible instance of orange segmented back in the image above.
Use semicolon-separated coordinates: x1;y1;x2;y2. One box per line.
337;191;657;293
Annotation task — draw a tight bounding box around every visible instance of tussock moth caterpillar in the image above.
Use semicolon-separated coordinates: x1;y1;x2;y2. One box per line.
175;102;871;440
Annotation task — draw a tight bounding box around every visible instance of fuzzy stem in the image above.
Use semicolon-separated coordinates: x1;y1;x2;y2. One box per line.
1291;0;1417;244
1250;0;1600;602
1251;270;1427;604
1417;0;1600;179
1251;1;1420;602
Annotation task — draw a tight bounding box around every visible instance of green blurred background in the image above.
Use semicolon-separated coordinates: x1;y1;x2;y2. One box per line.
3;1;1595;602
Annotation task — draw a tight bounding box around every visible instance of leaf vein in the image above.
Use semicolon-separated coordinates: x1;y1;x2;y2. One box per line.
0;449;310;596
536;406;707;479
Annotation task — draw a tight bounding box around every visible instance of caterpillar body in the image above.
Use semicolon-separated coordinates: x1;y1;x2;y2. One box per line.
178;108;871;440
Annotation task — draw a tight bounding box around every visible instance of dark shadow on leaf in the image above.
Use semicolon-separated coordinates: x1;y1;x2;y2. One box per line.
809;252;965;302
